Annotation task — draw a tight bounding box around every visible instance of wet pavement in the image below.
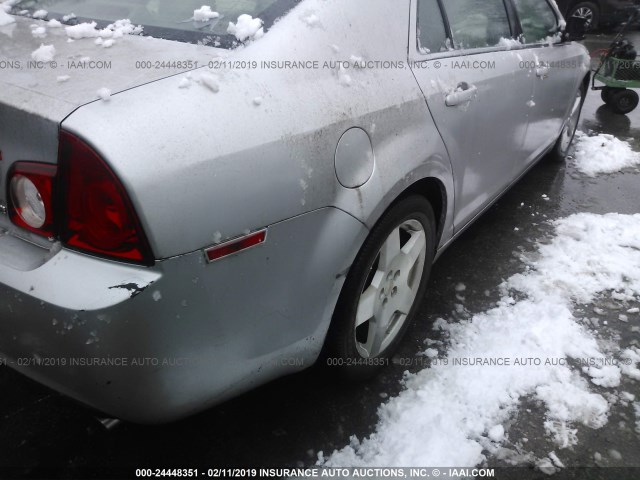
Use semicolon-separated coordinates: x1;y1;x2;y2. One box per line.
1;32;639;479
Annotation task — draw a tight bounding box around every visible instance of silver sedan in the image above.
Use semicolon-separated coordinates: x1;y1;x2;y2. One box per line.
0;0;589;422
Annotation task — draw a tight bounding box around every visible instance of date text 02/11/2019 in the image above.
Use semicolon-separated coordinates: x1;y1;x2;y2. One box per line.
135;468;497;478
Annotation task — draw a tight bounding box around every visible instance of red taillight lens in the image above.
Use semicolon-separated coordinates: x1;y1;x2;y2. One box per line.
8;162;57;237
59;131;154;265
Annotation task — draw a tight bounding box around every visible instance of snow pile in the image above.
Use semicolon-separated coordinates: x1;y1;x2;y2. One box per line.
65;18;142;40
32;9;47;19
0;7;14;26
320;212;640;467
31;44;55;62
572;132;640;177
48;18;62;27
227;14;263;42
621;348;640;380
508;213;640;304
193;5;219;22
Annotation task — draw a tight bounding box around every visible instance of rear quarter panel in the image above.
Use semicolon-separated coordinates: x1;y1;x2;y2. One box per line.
62;0;455;260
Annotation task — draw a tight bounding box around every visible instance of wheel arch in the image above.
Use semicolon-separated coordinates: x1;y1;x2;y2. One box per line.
392;177;448;249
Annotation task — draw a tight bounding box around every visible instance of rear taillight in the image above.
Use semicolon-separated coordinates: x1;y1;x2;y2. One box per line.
59;131;154;266
8;162;57;237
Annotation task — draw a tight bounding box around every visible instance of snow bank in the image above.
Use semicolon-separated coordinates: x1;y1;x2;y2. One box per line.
227;14;264;42
320;213;640;467
572;132;640;177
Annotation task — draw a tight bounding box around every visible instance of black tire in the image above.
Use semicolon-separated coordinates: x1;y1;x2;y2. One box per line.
601;87;620;104
567;2;600;31
549;82;587;162
608;88;639;114
324;196;436;381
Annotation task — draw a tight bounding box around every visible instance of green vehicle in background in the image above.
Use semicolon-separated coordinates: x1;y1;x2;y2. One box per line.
593;8;640;113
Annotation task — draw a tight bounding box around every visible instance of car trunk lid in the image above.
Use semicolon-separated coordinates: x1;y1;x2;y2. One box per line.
0;14;220;225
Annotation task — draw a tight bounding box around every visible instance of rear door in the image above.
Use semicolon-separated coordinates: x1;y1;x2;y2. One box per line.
409;0;534;231
512;0;587;166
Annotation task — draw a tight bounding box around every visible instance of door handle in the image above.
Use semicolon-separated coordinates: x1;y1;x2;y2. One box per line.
445;83;478;107
536;66;550;78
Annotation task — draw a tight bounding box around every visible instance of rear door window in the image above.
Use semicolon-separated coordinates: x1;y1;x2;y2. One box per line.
442;0;512;49
417;0;450;54
513;0;559;44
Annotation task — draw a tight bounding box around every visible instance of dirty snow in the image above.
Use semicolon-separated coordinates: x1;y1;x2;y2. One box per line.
227;14;264;42
31;44;55;62
320;212;640;467
572;132;640;177
193;6;219;22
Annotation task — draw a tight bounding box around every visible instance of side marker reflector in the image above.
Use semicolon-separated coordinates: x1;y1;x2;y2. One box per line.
205;229;267;263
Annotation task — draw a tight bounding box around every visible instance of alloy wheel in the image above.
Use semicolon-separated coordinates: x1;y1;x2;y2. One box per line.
572;7;595;28
354;219;427;358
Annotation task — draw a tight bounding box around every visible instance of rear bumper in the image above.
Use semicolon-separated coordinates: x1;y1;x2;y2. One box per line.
0;208;367;423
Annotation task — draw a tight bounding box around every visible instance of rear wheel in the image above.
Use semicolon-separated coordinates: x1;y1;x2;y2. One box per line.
549;83;586;162
324;196;436;380
568;2;600;31
608;88;639;114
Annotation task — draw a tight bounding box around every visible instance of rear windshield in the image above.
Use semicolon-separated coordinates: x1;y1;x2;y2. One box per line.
10;0;301;47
